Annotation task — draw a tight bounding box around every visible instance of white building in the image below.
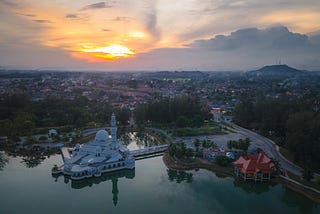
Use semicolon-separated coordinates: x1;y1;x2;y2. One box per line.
212;108;222;123
48;129;58;136
58;113;135;180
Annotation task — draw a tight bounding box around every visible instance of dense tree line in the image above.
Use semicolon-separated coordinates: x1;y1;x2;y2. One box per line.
0;94;113;140
227;138;251;151
168;142;194;159
134;95;210;127
233;92;320;170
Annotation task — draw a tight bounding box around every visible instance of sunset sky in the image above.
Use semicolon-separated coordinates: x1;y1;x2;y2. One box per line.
0;0;320;71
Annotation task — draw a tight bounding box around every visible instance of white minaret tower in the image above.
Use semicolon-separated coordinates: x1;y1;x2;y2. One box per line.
111;113;118;149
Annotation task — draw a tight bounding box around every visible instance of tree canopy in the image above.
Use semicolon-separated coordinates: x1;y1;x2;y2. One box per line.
134;95;210;127
0;94;112;139
233;93;320;170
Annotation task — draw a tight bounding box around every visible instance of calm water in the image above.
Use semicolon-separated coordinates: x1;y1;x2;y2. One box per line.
120;131;161;150
0;153;319;214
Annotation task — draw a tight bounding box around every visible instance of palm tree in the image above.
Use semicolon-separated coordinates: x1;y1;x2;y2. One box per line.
193;139;200;152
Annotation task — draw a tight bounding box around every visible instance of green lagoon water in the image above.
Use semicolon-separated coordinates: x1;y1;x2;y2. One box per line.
0;153;319;214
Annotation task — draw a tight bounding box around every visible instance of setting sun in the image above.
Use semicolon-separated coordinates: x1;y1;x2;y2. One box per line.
81;44;135;60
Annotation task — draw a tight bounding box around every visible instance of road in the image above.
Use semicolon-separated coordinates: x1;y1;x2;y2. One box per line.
228;122;303;176
81;124;307;177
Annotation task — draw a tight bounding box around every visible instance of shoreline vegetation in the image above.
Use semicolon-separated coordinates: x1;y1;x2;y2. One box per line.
162;152;234;178
162;151;320;203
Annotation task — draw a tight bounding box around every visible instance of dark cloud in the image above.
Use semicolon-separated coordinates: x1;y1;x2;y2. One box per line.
64;13;89;23
32;19;52;24
101;28;111;32
310;34;320;45
18;13;36;17
65;14;78;19
145;12;160;39
126;26;320;71
80;2;111;11
190;26;311;51
0;0;20;8
141;1;161;40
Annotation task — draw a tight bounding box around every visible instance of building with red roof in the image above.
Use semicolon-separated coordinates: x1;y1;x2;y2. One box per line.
234;152;274;182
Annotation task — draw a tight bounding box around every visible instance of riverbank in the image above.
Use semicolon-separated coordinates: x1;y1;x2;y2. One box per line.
276;176;320;203
162;152;234;178
163;152;320;203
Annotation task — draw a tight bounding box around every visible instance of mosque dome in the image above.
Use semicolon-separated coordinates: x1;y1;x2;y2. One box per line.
95;130;109;143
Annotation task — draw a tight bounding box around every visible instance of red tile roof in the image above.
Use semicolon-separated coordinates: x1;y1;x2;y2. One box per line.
234;152;274;174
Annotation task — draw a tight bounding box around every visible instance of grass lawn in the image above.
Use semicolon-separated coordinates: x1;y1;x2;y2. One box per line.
194;158;234;177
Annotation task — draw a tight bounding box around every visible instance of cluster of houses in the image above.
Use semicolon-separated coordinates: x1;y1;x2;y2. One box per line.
201;147;235;160
211;104;234;123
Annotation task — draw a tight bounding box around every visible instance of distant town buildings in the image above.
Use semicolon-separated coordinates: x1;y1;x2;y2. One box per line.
1;69;313;117
211;107;222;123
48;129;58;136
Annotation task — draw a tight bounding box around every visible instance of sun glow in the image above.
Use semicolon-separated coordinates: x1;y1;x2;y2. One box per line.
81;44;135;60
129;31;146;38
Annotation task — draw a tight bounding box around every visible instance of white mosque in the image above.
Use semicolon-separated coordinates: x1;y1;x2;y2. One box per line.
59;113;135;180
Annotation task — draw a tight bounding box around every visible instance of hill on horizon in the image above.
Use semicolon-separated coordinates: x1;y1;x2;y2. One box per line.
247;64;304;76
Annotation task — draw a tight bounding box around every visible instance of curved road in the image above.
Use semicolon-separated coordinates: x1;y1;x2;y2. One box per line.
83;124;320;178
228;122;303;176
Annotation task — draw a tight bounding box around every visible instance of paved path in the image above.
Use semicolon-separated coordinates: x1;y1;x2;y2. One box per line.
228;122;303;176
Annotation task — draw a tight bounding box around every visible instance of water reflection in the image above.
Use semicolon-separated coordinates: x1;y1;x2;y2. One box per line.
54;169;135;206
281;187;318;213
21;155;46;168
233;179;278;194
167;169;193;183
2;147;58;168
0;151;8;171
120;131;161;150
1;154;319;214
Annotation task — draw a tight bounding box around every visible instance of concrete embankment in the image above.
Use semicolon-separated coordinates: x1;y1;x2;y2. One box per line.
277;176;320;203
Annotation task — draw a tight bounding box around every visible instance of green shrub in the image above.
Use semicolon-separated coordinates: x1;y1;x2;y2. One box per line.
215;156;232;167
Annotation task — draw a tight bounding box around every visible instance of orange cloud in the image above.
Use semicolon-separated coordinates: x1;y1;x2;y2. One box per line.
258;10;320;33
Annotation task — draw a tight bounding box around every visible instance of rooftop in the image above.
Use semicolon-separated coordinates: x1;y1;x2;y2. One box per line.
234;152;274;174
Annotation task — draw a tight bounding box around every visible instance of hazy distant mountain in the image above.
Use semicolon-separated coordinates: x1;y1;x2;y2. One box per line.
143;71;209;79
247;64;304;77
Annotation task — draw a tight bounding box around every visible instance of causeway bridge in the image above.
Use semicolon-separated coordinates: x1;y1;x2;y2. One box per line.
130;144;169;159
